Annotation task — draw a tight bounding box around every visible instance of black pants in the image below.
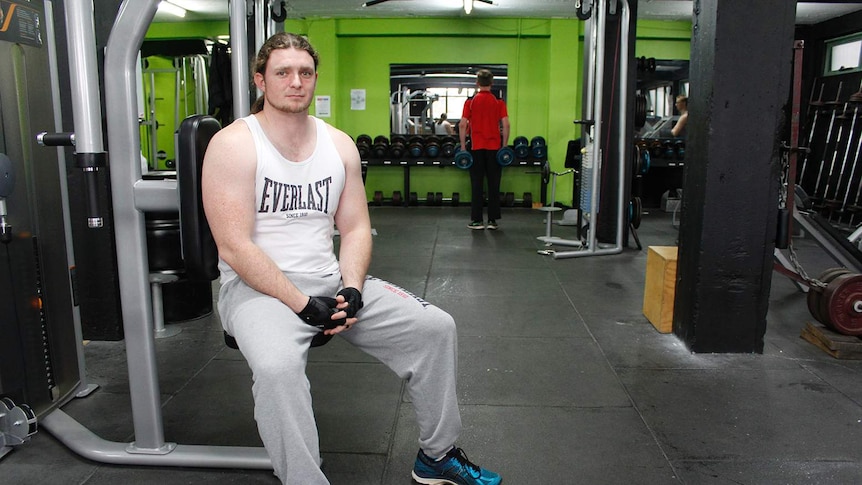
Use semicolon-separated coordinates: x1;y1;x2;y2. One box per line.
469;149;502;222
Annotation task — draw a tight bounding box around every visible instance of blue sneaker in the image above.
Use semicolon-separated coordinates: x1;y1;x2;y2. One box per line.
412;447;502;485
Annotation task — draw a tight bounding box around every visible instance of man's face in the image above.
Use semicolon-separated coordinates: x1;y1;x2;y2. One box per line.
256;47;318;114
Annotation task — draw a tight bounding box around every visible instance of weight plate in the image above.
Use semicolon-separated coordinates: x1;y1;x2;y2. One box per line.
808;268;851;324
822;273;862;335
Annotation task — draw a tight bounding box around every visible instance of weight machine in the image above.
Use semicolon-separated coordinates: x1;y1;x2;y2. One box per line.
34;0;271;469
140;52;209;170
538;0;632;259
391;89;440;135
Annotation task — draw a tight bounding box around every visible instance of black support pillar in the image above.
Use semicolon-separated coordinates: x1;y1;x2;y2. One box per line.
672;0;797;352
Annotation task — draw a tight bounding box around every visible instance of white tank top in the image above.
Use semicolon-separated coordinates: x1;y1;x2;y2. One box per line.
218;115;344;283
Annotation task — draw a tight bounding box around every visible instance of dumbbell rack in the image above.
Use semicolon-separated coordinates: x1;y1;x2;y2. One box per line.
357;134;549;207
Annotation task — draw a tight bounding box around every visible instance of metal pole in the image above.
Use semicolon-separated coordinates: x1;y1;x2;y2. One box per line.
231;0;251;117
64;0;106;228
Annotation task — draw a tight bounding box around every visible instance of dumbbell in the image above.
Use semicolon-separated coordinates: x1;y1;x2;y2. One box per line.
390;135;406;160
372;135;389;159
408;136;424;158
675;140;685;160
640;148;650;174
441;136;457;157
497;146;515;166
530;136;547;160
356;134;372;159
425;136;441;158
454;146;473;169
513;136;530;159
663;141;675;159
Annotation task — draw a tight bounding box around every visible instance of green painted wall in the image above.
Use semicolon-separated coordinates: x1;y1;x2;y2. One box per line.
634;19;692;59
145;17;691;204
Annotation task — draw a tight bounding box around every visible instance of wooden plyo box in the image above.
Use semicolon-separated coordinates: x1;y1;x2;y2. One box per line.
643;246;678;333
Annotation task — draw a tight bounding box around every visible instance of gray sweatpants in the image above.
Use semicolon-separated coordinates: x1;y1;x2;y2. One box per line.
217;271;462;484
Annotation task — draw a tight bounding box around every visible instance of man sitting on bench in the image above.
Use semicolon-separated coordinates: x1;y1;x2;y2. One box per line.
201;32;501;485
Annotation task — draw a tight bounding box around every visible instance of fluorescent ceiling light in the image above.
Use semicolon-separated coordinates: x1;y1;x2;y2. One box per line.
464;0;473;15
158;1;187;18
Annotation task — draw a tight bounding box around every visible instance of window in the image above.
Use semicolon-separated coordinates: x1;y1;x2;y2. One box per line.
825;34;862;74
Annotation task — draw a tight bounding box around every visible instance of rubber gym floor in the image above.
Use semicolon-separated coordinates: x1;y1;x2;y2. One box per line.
4;206;862;484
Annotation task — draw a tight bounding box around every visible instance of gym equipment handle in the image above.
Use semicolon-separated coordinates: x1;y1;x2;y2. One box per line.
37;131;76;147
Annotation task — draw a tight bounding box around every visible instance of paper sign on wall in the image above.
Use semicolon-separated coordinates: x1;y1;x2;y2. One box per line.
350;89;366;110
315;96;331;117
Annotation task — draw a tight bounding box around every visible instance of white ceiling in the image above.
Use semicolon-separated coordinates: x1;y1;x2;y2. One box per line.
155;1;862;24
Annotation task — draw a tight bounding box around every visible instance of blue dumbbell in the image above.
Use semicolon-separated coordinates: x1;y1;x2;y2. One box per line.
454;147;473;169
497;146;515;166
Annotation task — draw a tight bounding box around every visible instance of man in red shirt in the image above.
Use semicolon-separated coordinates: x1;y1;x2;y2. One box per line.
459;69;510;230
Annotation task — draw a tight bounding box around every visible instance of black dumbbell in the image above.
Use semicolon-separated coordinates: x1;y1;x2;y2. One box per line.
356;134;372;159
530;136;547;160
372;135;389;159
390;135;406;159
513;136;530;159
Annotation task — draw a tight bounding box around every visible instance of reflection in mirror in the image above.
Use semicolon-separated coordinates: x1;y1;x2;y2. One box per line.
636;59;688;139
390;64;507;135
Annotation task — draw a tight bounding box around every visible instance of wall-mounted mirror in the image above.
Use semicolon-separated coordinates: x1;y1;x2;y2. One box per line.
390;64;507;135
636;59;689;139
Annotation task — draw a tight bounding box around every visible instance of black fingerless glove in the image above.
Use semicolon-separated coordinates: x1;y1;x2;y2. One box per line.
337;287;364;318
297;296;345;331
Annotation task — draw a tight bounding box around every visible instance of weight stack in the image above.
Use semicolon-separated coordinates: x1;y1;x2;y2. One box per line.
579;144;593;214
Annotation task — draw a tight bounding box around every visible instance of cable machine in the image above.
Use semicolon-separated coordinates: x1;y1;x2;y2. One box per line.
31;0;270;469
140;51;209;170
539;0;633;259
